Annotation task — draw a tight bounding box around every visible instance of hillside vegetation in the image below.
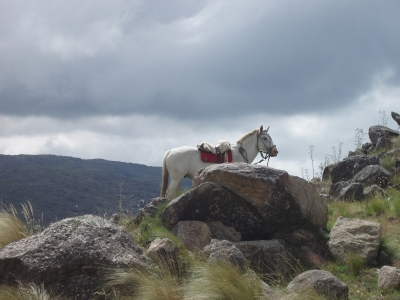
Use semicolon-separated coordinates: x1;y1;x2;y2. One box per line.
0;154;191;224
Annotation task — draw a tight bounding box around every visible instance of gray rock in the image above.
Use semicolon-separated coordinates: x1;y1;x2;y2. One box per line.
352;165;391;187
0;215;149;300
193;164;327;230
203;239;246;269
362;142;374;154
281;229;314;247
391;111;400;127
207;221;241;242
329;181;350;197
233;240;288;275
338;183;364;201
328;217;381;264
134;197;169;224
172;221;211;251
320;194;334;202
162;182;269;240
147;238;181;272
330;155;379;184
162;163;327;240
378;265;400;291
363;185;387;199
369;125;400;150
287;270;349;299
322;164;336;181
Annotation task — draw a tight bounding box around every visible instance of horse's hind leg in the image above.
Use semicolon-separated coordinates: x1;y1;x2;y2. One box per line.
166;178;181;199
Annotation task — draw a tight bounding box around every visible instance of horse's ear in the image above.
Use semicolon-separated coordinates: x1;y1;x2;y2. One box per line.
265;126;270;132
260;125;263;132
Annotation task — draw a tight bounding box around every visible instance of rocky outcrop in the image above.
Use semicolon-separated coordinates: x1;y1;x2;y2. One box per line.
0;215;149;300
329;181;350;197
330;155;379;184
363;184;387;199
163;164;327;241
352;165;391;187
328;217;381;264
192;164;327;231
369;125;400;150
162;182;269;240
338;183;364;201
287;270;349;299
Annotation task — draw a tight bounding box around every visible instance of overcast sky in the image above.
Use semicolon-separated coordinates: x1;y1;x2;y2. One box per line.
1;0;400;178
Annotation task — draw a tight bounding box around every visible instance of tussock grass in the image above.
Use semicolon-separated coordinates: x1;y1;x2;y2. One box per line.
127;202;171;247
0;210;27;250
105;266;184;300
185;261;267;300
0;282;66;300
0;202;41;250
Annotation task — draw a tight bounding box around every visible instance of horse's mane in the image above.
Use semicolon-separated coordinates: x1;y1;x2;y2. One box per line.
236;129;258;144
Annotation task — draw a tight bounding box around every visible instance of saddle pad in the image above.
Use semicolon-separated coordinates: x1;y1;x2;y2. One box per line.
199;149;232;163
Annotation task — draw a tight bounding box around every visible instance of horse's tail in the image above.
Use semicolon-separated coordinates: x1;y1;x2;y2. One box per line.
160;150;170;198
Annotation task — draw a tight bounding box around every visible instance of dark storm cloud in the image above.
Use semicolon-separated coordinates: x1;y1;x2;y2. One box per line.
1;0;400;119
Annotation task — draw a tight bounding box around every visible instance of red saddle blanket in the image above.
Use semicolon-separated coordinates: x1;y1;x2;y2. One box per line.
199;149;232;163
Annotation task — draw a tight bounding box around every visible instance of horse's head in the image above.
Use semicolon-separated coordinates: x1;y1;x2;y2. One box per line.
258;125;278;157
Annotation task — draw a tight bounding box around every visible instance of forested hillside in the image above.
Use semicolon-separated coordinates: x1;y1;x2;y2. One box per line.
0;154;191;224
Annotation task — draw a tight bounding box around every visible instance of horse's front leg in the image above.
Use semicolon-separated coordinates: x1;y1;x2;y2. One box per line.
166;179;181;199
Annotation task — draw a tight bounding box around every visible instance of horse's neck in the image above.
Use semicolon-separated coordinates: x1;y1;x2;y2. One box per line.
234;132;259;163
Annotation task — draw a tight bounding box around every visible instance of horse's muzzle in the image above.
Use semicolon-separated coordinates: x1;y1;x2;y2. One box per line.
270;146;278;157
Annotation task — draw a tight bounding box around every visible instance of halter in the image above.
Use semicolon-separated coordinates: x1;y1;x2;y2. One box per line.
255;130;275;166
238;127;275;166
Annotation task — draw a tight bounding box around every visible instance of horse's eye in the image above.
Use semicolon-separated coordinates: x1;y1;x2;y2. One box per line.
263;137;267;140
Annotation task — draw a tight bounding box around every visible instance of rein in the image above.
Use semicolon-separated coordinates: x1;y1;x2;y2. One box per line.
238;130;274;166
255;130;274;166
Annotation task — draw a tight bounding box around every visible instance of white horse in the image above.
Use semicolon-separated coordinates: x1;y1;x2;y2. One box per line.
160;126;278;199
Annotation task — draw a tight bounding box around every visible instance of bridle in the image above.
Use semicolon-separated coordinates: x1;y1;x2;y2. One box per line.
255;130;275;166
238;127;275;166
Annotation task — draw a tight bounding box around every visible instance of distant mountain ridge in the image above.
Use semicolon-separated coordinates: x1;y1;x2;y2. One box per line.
0;154;191;224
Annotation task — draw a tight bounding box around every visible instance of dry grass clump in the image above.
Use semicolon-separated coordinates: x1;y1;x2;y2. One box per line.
0;202;41;250
0;282;66;300
185;261;267;300
0;209;27;250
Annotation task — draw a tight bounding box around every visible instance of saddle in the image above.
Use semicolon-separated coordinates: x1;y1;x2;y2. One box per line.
197;140;232;163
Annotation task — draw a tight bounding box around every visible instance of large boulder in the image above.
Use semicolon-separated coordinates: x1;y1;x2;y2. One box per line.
330;155;379;184
162;182;270;240
369;125;400;150
287;270;348;299
352;165;391;187
0;215;149;300
328;217;381;264
162;164;327;240
338;183;364;201
329;181;350;197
